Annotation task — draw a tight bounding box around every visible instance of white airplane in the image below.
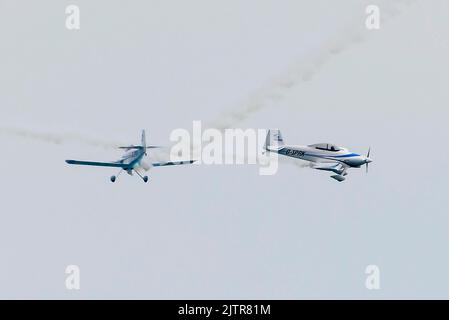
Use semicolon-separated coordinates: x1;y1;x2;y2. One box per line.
264;129;372;182
66;130;195;183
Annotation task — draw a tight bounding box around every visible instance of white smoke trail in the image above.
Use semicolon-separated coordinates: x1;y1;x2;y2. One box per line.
0;126;120;149
209;0;418;130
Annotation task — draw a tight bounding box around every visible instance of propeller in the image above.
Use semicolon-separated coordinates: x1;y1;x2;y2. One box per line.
366;147;371;173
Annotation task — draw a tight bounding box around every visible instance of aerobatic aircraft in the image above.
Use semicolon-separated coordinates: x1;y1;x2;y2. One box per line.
264;129;372;182
66;130;195;183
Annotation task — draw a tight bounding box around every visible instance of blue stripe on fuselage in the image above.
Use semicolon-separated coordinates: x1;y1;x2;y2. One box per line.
303;152;359;158
331;153;360;158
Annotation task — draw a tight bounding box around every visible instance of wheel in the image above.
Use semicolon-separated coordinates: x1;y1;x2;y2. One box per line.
143;176;148;183
110;176;116;183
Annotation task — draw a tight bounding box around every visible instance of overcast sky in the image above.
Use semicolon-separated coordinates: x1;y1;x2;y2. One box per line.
1;0;448;299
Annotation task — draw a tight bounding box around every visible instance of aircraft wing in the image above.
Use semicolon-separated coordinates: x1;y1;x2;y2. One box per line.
118;145;162;150
312;162;348;175
152;160;196;167
66;160;127;168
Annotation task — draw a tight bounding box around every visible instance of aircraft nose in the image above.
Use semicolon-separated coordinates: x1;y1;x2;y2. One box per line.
366;158;373;164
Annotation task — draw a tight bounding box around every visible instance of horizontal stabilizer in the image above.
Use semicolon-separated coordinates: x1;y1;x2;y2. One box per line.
66;160;127;168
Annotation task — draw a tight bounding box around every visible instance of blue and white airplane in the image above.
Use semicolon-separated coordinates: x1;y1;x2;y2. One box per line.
66;130;195;183
264;129;372;182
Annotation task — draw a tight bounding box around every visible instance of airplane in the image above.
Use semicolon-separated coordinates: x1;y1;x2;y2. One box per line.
66;130;196;183
264;129;372;182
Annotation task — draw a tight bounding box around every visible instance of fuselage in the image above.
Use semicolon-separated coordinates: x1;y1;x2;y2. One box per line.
269;145;370;168
117;148;145;170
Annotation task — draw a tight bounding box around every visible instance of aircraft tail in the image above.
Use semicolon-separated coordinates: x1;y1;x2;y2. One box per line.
264;129;284;151
118;130;161;150
141;130;147;149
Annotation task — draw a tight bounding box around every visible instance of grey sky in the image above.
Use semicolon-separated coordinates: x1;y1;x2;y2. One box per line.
0;0;448;299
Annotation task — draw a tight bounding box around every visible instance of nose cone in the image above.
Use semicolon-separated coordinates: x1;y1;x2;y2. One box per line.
366;158;373;164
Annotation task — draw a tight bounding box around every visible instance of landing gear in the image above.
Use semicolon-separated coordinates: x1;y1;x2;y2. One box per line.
331;174;346;182
110;169;123;183
134;169;149;183
110;169;148;183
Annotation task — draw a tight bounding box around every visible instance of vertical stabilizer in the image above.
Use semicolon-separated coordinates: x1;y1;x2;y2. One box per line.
264;129;285;151
141;130;147;149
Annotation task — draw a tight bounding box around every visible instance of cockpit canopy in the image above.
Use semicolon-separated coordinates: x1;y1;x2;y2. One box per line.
308;143;341;152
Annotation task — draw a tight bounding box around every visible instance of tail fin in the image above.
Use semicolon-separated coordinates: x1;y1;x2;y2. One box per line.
118;130;161;150
141;130;147;149
264;129;284;151
118;130;148;150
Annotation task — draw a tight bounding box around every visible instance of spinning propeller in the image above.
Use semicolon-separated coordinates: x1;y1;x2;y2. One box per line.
365;147;371;173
